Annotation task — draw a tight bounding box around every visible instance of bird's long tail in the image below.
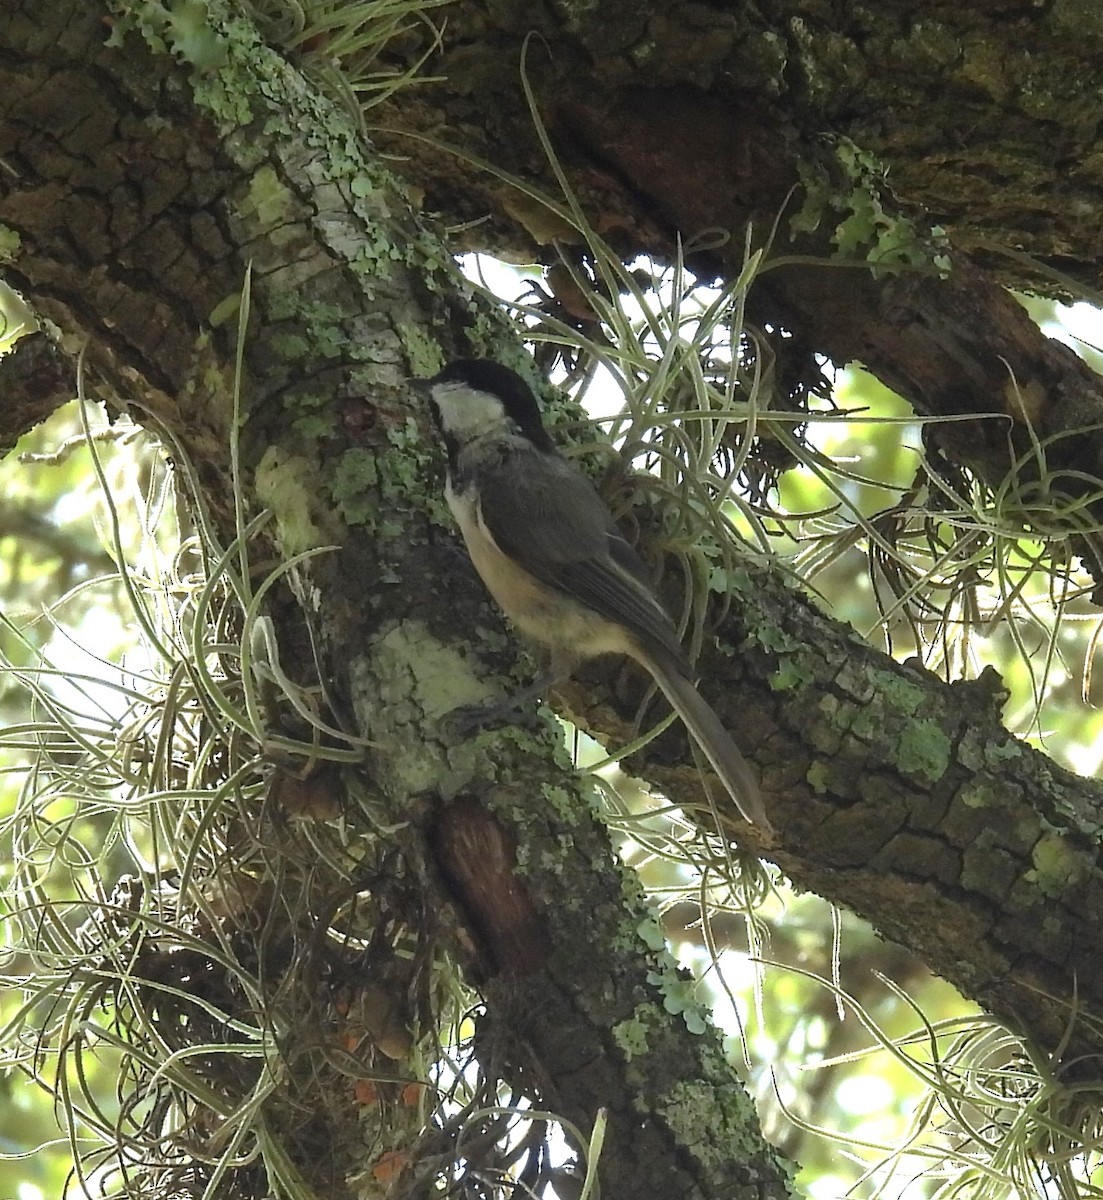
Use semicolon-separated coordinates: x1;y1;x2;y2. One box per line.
643;652;772;833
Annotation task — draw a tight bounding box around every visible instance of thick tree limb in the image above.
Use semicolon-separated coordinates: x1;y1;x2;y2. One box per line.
614;560;1103;1073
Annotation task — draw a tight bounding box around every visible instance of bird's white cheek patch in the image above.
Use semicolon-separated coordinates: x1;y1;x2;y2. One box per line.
432;385;507;443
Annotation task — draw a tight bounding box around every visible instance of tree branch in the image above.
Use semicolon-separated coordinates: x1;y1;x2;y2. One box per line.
634;559;1103;1072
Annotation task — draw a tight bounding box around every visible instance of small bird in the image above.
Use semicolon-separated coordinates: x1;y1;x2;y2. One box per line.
422;358;770;831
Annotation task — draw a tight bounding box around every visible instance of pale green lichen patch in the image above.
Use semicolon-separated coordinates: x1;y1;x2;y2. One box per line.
895;719;951;783
329;447;380;527
659;976;709;1035
537;781;584;829
959;779;1000;808
659;1079;764;1167
0;225;21;264
255;445;345;557
985;737;1022;766
613;1004;659;1061
877;673;925;716
707;564;753;596
637;916;667;952
380;621;502;723
806;761;831;794
1027;832;1088;899
363;621;483;793
795;138;951;275
769;657;815;691
751;620;804;656
238;164;299;234
644;962;711;1037
753;619;817;693
398;323;445;380
363;621;573;801
838;662;951;783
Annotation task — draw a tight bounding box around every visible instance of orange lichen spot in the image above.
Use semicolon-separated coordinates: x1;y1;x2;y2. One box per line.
372;1150;407;1183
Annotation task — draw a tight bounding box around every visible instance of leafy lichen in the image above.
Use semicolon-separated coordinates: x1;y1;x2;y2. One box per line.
612;1006;656;1060
0;224;21;265
254;445;345;557
895;719;951;783
1027;832;1088;899
659;1079;763;1168
795;138;952;275
107;0;229;73
329;447;380;527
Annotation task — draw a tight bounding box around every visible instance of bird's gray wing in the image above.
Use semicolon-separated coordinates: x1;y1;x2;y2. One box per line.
478;450;688;666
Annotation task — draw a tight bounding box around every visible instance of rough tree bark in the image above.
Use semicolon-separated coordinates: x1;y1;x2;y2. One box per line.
2;0;1102;1197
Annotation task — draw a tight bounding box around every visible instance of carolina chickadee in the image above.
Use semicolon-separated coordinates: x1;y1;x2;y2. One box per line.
423;359;770;831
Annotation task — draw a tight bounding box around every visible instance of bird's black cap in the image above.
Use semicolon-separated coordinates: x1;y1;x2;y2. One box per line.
425;359;554;452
